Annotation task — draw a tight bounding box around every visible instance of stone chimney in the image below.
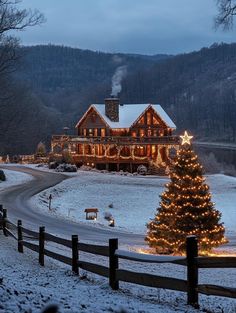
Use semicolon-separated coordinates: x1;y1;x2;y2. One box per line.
105;97;119;122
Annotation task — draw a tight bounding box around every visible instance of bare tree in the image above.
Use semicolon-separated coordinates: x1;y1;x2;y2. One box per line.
215;0;236;29
0;0;45;76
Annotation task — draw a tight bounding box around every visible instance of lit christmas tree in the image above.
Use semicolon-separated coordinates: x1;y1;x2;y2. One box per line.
146;131;227;254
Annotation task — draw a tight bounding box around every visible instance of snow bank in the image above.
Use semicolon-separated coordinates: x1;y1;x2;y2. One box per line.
0;169;32;191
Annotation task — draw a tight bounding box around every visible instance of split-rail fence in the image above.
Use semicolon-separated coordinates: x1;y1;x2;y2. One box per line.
1;204;236;308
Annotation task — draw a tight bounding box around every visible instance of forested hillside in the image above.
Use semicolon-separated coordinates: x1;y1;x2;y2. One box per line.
16;45;165;117
1;43;236;155
0;45;165;155
122;43;236;142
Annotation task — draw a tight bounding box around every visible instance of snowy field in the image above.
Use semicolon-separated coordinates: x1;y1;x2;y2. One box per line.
32;170;236;236
1;167;236;312
1;233;236;313
0;168;33;191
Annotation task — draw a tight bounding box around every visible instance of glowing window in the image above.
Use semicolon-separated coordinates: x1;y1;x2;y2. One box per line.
140;129;145;137
138;116;145;124
153;116;159;125
147;112;152;125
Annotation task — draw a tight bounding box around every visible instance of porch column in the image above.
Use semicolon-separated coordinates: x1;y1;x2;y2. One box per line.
130;163;133;173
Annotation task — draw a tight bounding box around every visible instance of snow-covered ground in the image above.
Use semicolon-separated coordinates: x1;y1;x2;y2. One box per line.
0;168;33;191
1;166;236;312
1;233;236;313
32;170;236;236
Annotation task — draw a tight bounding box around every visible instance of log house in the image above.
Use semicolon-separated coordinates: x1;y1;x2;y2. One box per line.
51;97;180;173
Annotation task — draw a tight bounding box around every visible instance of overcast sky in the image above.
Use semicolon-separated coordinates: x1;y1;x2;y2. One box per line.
19;0;236;55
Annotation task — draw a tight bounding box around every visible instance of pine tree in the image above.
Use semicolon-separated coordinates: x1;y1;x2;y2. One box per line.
146;132;227;254
36;142;46;157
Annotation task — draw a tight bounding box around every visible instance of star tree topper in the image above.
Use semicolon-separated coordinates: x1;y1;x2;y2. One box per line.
180;131;193;145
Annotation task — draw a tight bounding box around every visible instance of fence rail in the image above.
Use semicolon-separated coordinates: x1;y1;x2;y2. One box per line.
44;232;72;248
116;269;188;292
1;206;236;308
115;249;186;265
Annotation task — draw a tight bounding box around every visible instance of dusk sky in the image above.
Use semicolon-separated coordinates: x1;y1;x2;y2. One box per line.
19;0;236;55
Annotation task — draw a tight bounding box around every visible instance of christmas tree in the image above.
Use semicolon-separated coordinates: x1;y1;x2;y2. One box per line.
146;131;227;254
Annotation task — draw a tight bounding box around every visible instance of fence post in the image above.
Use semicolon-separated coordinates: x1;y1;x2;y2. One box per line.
72;235;79;275
17;220;23;253
2;208;7;236
39;226;45;266
186;235;199;308
109;238;119;290
0;204;3;230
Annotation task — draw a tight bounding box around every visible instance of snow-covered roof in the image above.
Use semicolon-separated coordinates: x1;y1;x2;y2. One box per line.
91;103;176;129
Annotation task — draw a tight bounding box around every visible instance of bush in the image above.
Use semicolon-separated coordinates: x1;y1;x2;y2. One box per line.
55;163;77;172
49;161;59;169
0;170;6;181
137;165;147;175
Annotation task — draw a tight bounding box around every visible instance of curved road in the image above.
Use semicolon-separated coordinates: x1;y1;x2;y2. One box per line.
0;166;145;245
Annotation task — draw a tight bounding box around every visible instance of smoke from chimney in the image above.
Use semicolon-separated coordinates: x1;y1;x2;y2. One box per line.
111;65;127;97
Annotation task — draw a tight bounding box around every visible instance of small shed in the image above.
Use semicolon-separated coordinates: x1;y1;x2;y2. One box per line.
84;208;99;220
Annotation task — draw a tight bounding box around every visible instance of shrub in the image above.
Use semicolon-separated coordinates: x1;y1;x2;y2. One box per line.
137;165;147;175
55;163;77;172
0;170;6;181
49;161;59;169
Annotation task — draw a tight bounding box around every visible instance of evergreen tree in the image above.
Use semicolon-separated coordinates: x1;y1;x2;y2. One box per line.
36;141;46;156
146;132;227;254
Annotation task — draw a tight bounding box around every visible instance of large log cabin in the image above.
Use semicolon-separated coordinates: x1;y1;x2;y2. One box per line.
51;97;180;173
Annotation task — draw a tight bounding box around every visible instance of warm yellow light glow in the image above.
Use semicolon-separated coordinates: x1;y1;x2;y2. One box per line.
180;131;193;145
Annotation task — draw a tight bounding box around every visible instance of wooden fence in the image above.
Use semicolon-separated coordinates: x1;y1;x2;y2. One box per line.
1;205;236;308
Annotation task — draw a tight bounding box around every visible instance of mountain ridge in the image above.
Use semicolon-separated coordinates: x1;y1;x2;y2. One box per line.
1;42;236;155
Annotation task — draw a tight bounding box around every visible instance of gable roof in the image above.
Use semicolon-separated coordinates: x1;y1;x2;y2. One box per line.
75;105;110;129
75;103;176;129
92;103;176;129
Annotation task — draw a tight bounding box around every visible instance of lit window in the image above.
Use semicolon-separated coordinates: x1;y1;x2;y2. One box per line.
140;129;145;137
153;116;159;125
147;112;152;125
138;116;145;124
101;129;105;137
83;129;87;136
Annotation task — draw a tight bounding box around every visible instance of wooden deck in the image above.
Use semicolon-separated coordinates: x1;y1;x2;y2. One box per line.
52;135;180;146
